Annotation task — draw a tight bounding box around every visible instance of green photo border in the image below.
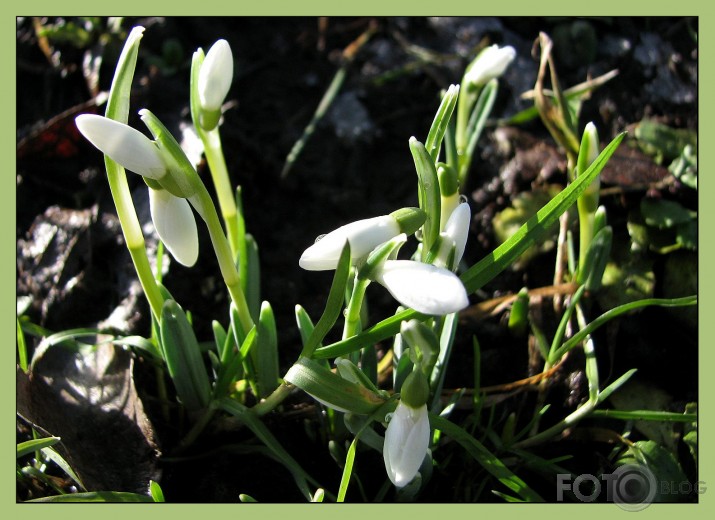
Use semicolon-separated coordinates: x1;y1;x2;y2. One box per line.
7;2;710;519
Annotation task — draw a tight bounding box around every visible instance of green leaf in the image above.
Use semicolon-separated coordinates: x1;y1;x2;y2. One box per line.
17;437;60;459
300;242;351;358
551;295;696;362
245;234;262;321
285;357;387;415
669;144;697;189
294;305;316;347
254;301;279;398
409;137;442;257
616;440;688;503
425;84;460;162
641;198;694;229
464;132;625;293
150;480;165;502
41;446;86;491
17;318;28;373
429;414;543;502
160;299;211;411
104;27;144;123
218;398;319;500
634;119;697;163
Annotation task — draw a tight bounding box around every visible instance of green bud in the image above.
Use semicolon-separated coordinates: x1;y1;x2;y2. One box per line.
577;225;613;291
390;207;427;236
437;163;459;197
400;369;430;408
593;205;608;237
508;287;529;336
400;319;439;376
200;108;221;132
359;233;407;281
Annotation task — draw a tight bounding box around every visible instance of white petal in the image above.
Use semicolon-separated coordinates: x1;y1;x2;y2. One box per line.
377;260;469;315
466;45;516;86
299;215;401;271
75;114;166;179
149;188;199;267
443;202;471;267
198;39;234;112
383;402;430;487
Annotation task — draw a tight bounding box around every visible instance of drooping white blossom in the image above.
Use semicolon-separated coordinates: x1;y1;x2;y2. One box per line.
375;260;469;315
198;39;234;113
465;44;516;87
299;215;401;271
75;114;167;179
383;401;430;488
149;188;199;267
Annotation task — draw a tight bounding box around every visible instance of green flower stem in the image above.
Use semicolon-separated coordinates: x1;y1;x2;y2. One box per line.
105;159;164;321
193;186;253;334
176;402;218;452
343;277;370;340
199;127;240;260
251;382;295;417
577;203;595;273
576;302;600;403
454;84;478;159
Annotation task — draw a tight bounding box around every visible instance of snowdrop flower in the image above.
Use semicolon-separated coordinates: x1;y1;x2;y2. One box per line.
384;401;430;487
75;114;167;179
198;39;234;130
75;114;200;267
149;188;199;267
299;208;425;271
375;260;469;315
434;202;471;270
465;44;516;87
383;369;431;488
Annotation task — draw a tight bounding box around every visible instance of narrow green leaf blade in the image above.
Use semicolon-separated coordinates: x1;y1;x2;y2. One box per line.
461;132;626;294
17;437;60;459
430;414;543;502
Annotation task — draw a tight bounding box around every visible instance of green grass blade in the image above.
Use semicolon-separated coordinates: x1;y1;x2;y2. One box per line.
254;301;279;398
218;398;319;499
590;410;698;422
552;295;696;361
17;318;28;373
460;132;625;294
429;414;543;502
300;242;351;358
17;437;60;459
337;436;359;502
425;84;459;162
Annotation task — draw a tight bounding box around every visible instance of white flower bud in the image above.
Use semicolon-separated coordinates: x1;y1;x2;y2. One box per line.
465;44;516;87
299;215;401;271
75;114;167;179
149;188;199;267
198;39;234;113
375;260;469;315
383;401;430;488
441;202;470;268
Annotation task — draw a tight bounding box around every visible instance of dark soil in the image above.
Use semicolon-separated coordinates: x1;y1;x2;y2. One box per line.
17;16;698;502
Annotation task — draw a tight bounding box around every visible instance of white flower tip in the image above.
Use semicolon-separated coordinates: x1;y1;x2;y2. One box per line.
298;216;401;271
149;189;199;267
199;39;234;112
444;202;471;265
378;260;469;315
75;114;166;179
383;402;430;488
